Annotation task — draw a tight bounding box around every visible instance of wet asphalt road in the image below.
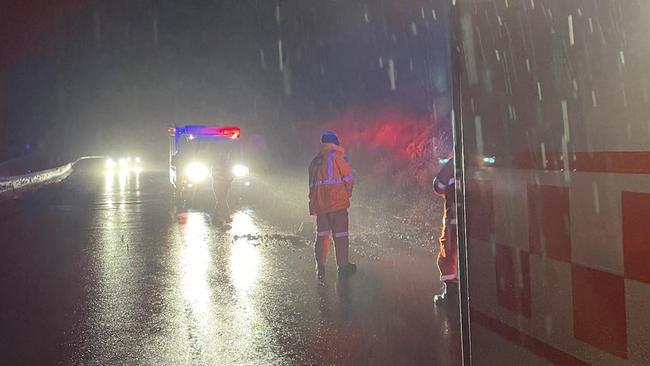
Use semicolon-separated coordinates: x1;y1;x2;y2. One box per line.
0;168;460;365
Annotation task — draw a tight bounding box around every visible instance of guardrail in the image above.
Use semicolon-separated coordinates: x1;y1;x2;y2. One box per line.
0;156;103;196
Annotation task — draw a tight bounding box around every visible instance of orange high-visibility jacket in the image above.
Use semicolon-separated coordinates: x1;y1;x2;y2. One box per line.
308;143;354;215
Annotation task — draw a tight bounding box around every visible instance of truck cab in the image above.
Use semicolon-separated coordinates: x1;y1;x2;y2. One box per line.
168;125;251;207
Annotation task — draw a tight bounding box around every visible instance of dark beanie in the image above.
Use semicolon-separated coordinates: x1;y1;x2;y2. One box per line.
321;131;340;145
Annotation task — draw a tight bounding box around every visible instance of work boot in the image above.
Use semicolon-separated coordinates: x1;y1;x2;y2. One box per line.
338;263;357;277
434;281;459;307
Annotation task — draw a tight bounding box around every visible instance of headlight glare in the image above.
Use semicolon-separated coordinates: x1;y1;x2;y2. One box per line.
105;158;116;169
232;164;249;178
186;162;210;183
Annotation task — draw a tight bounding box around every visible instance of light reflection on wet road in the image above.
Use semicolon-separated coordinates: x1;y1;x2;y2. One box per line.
0;170;460;365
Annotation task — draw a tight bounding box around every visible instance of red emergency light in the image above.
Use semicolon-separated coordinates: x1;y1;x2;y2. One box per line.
205;126;240;139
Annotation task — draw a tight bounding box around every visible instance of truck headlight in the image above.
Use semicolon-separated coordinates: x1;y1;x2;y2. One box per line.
186;162;210;183
232;164;249;178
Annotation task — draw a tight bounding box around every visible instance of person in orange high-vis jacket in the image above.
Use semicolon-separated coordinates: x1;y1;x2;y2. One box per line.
309;131;356;279
433;158;458;306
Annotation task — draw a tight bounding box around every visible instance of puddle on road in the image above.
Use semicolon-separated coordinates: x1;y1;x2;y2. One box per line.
176;209;310;249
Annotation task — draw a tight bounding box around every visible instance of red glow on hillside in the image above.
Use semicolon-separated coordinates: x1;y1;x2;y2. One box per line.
309;106;452;187
319;109;449;161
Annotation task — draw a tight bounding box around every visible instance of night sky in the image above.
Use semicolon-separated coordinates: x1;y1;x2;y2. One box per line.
1;0;450;167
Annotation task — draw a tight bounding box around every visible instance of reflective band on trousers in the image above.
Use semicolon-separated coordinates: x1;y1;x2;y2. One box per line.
443;218;457;225
441;273;458;281
317;231;330;237
310;150;353;187
334;231;348;238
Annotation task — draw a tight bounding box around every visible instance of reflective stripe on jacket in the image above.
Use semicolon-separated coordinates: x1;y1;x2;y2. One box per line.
308;143;354;215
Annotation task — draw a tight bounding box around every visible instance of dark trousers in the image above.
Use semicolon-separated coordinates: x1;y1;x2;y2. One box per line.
315;209;350;268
